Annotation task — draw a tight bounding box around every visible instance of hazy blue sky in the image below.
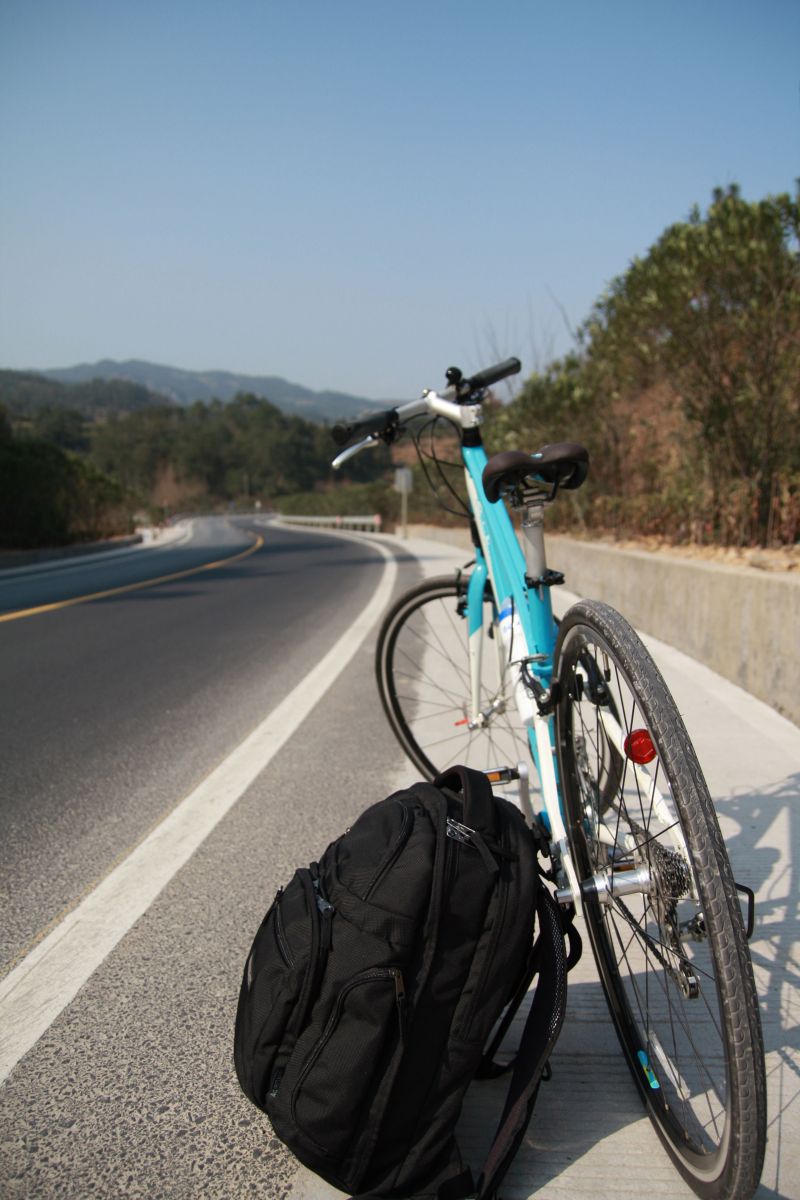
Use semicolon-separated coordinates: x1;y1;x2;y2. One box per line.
1;0;798;400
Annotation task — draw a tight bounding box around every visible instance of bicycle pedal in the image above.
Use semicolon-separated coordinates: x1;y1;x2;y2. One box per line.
484;766;519;784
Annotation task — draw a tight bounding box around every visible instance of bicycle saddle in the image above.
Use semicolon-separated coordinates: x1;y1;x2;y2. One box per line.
482;444;589;503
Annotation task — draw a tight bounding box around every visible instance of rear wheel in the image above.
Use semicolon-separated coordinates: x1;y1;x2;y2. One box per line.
555;600;766;1200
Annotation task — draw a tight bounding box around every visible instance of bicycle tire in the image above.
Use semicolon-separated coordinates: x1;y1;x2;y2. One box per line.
375;575;529;781
554;599;766;1200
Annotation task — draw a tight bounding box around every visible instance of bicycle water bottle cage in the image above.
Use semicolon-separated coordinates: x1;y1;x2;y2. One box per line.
482;444;589;504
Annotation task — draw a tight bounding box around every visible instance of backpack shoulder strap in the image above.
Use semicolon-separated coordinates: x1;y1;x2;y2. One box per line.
433;766;496;833
474;886;568;1200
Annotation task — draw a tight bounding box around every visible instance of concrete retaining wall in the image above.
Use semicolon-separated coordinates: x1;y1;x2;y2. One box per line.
405;524;800;726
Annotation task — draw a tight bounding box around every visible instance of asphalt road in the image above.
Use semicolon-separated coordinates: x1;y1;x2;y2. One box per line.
0;517;425;1199
1;521;797;1199
0;517;409;968
0;517;248;616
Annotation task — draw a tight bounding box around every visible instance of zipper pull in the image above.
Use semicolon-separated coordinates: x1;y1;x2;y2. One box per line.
313;877;335;914
393;970;407;1043
446;818;499;875
319;907;333;950
313;878;335;949
446;817;475;845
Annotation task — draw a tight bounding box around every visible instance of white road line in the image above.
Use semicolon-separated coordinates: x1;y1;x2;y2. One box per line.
0;539;397;1085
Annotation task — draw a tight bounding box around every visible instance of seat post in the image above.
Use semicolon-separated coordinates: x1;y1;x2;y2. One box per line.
519;498;548;582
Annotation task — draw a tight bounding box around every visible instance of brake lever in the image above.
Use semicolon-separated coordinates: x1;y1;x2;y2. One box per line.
331;433;381;470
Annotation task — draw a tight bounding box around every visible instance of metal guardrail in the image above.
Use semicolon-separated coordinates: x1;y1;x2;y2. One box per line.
278;514;383;532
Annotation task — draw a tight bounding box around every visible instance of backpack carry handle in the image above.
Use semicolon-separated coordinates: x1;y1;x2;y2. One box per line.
434;766;497;834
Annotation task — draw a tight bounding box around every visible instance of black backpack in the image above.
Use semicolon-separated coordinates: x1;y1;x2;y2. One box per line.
234;765;572;1200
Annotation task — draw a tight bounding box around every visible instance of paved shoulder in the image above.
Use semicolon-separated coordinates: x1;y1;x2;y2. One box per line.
288;533;799;1200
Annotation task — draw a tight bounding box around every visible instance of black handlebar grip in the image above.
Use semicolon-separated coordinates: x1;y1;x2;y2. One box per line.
332;408;397;447
466;357;522;392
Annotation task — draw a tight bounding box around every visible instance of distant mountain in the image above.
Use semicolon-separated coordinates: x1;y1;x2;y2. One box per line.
0;369;168;416
40;359;382;422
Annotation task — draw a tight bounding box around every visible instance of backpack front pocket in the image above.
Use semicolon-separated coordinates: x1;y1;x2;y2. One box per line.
234;868;325;1108
290;967;406;1183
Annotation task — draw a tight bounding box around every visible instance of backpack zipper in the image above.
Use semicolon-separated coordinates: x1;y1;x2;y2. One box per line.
275;900;295;967
291;967;406;1128
457;821;512;1038
443;821;460;895
363;802;413;901
394;970;407;1044
267;871;337;1105
295;870;335;1031
313;877;335;951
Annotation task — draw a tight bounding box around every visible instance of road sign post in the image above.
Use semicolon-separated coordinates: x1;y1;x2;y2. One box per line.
394;468;413;539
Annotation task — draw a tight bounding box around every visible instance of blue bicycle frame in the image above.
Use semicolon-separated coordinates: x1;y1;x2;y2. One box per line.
459;439;585;906
463;443;557;661
461;441;557;781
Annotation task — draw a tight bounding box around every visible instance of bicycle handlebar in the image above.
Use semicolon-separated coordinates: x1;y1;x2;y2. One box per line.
463;357;521;393
330;358;522;466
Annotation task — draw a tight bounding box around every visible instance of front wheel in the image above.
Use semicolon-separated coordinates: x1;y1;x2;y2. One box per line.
375;574;530;781
554;600;766;1200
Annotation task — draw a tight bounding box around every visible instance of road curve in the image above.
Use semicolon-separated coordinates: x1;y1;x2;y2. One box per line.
0;518;393;967
0;517;259;618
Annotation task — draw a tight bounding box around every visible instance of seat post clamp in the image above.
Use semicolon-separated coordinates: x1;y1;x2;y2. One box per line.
525;570;565;590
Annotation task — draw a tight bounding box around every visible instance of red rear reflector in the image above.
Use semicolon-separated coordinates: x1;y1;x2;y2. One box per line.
624;728;657;764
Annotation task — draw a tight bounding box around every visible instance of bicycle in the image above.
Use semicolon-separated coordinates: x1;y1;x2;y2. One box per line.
331;358;767;1200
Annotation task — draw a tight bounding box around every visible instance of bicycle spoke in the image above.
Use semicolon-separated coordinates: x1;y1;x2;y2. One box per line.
605;901;726;1147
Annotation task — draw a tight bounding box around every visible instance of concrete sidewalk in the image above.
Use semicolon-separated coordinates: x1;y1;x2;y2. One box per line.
291;533;800;1200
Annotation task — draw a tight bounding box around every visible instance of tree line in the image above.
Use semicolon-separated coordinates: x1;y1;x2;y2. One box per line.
2;183;797;550
281;184;799;548
0;409;131;549
485;184;800;547
0;379;387;549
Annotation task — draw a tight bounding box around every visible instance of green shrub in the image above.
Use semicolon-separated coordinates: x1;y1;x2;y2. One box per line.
0;438;133;548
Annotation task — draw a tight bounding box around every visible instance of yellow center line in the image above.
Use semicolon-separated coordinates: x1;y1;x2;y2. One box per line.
0;533;265;623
